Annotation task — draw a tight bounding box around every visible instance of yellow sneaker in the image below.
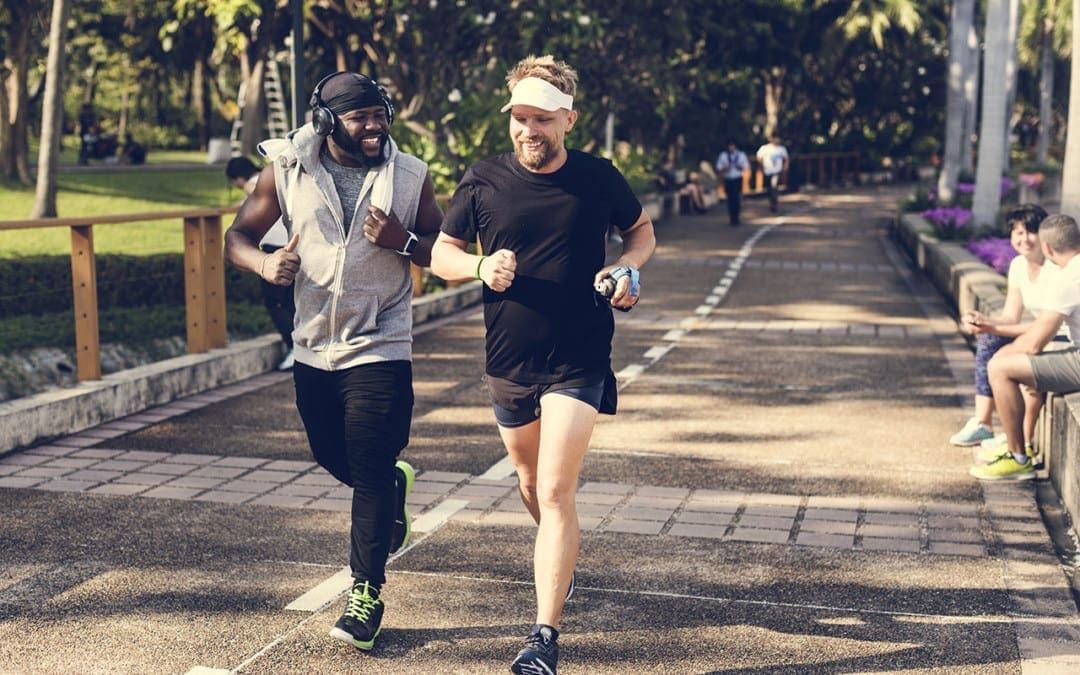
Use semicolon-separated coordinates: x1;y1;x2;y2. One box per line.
968;454;1035;481
976;441;1035;464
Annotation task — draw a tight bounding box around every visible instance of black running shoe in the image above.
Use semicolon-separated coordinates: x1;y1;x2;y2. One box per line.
329;580;384;651
389;460;415;553
510;624;559;675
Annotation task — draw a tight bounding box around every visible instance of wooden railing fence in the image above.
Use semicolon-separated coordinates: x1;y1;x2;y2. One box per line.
0;208;237;383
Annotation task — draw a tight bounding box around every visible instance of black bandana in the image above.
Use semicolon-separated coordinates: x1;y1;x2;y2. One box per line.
320;73;388;117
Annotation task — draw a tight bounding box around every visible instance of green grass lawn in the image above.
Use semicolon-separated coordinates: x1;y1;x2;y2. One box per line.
0;164;241;257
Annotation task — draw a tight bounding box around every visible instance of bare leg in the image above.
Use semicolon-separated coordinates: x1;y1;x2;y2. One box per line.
534;393;596;627
973;393;994;428
498;420;541;524
1021;387;1045;446
987;352;1038;456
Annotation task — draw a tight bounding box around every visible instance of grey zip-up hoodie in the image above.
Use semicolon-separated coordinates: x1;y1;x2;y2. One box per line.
258;125;427;371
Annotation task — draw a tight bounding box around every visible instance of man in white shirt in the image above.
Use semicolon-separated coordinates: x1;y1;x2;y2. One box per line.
715;141;749;226
972;213;1080;480
756;133;789;213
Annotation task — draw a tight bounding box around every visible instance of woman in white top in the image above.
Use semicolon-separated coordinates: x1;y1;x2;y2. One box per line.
951;204;1059;458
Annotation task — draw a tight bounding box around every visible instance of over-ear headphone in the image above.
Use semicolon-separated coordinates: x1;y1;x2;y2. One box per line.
309;72;395;137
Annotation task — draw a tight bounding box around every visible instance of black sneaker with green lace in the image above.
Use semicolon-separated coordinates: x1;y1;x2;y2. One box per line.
329;580;384;651
510;624;559;675
390;460;415;554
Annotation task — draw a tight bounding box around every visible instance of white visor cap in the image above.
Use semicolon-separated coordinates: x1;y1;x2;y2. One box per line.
500;77;574;113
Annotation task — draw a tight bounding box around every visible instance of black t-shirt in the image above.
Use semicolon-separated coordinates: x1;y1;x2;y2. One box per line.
442;150;643;383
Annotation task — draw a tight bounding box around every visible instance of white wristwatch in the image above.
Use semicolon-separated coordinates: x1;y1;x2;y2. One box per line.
397;231;418;256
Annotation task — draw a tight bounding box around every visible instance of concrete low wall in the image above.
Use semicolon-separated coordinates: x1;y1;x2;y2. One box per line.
0;281;484;456
892;213;1080;530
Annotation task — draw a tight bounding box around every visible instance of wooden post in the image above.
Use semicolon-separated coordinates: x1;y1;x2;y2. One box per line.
411;264;424;297
183;216;209;353
202;215;227;349
69;225;101;381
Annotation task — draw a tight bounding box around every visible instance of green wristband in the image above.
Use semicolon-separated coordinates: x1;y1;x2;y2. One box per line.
474;255;487;280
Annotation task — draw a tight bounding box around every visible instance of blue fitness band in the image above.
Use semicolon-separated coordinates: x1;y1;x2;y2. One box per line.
610;265;640;297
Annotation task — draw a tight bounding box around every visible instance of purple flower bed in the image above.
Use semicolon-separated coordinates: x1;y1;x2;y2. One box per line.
921;206;973;240
965;237;1016;275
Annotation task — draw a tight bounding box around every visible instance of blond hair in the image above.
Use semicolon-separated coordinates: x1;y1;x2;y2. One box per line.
506;55;578;97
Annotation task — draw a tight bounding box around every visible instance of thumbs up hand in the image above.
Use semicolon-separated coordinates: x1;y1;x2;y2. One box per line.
261;232;300;286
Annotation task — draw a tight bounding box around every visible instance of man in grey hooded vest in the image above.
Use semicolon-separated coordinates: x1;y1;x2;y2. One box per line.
224;71;443;652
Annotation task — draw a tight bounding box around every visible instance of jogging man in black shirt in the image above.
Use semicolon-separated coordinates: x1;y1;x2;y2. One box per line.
431;54;655;675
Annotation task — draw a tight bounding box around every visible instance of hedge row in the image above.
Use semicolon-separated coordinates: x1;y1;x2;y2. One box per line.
0;301;274;353
0;254;263;316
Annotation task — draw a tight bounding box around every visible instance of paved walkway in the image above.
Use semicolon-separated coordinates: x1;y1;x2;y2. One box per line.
2;185;1079;673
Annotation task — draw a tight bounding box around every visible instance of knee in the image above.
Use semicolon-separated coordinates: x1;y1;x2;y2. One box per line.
517;476;538;503
535;479;576;513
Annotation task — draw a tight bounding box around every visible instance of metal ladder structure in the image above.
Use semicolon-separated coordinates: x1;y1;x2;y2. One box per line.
229;58;291;156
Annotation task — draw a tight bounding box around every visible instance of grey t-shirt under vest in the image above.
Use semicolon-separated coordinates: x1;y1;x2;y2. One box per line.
319;148;368;235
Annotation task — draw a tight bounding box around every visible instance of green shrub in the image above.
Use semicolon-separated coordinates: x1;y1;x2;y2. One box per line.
0;255;262;316
0;300;272;353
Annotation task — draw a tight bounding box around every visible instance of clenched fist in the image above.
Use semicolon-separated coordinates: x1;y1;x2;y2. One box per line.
479;249;516;292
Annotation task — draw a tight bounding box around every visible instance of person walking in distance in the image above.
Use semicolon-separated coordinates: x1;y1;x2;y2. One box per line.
430;55;656;674
224;71;444;652
756;132;789;213
225;156;296;371
715;141;749;225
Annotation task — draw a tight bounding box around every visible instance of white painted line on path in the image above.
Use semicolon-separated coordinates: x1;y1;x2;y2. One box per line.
478;455;516;481
284;566;353;612
412;498;470;533
616;363;647;381
185;667;231;675
643;345;672;361
662;329;686;342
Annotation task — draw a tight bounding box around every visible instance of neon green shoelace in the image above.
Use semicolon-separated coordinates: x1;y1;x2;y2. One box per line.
344;582;379;621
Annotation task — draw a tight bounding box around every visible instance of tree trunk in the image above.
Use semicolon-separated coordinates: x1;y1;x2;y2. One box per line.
1002;0;1021;170
240;59;268;156
1037;0;1057;166
194;59;210;151
972;0;1016;230
938;0;976;204
962;19;980;174
2;3;35;185
1059;0;1080;215
762;67;784;139
31;0;69;219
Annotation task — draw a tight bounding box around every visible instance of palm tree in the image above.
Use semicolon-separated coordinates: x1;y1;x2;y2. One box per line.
972;0;1021;230
939;0;977;204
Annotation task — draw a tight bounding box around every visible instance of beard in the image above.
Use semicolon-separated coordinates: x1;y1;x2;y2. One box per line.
331;129;388;168
514;136;558;171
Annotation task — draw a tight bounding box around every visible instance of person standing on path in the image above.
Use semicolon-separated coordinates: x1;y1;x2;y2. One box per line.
430;54;655;675
223;71;444;652
225;156;296;371
756;132;789;213
971;214;1080;481
715;141;749;225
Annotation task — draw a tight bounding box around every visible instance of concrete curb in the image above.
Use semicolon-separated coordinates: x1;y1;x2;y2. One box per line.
891;212;1080;540
0;281;483;456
